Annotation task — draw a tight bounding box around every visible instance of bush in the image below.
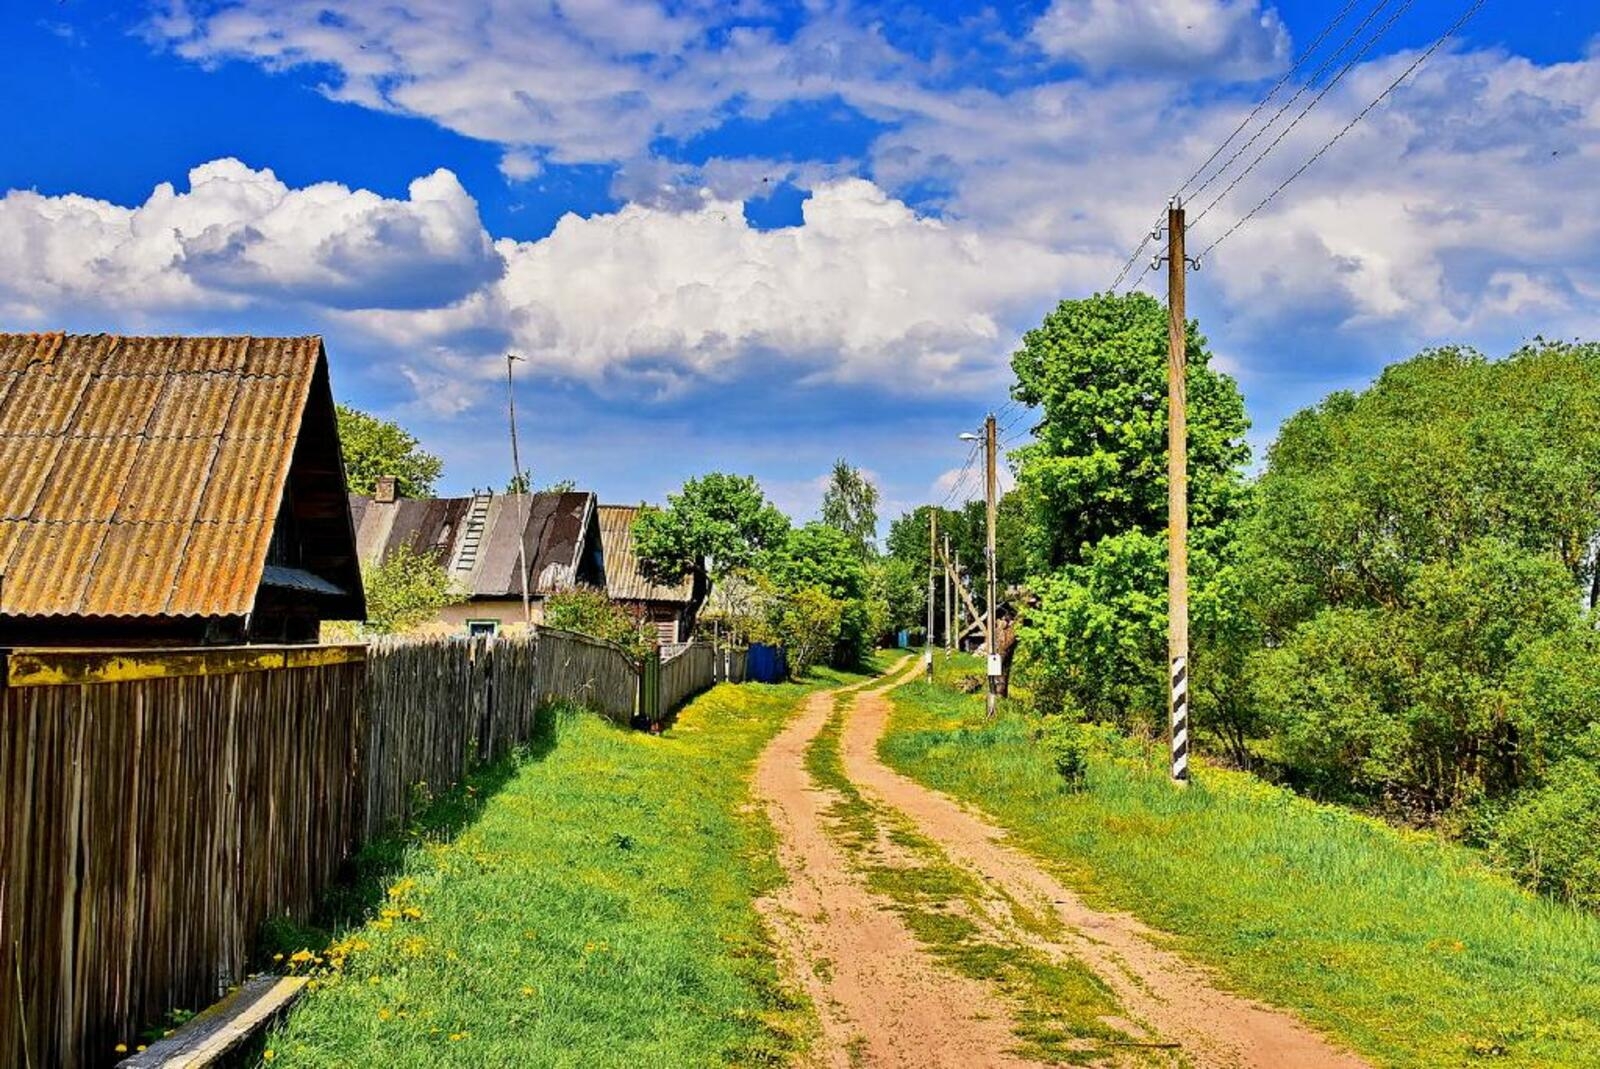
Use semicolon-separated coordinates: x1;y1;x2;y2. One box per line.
363;542;462;634
1488;738;1600;910
543;587;653;660
1038;718;1090;789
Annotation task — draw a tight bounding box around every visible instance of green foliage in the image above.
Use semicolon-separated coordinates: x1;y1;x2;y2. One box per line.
819;458;879;559
767;584;845;678
885;498;1026;614
269;675;872;1066
337;404;444;498
1489;730;1600;910
633;473;790;597
869;557;924;635
883;659;1600;1068
542;587;652;660
362;543;461;634
1009;292;1249;573
1008;293;1252;749
1037;718;1089;788
767;523;871;667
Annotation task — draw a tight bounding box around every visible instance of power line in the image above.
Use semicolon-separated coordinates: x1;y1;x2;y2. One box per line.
1177;0;1366;200
1197;0;1488;261
939;439;982;507
1189;0;1420;231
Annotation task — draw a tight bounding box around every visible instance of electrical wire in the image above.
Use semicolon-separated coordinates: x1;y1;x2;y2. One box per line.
1197;0;1487;261
1188;0;1420;230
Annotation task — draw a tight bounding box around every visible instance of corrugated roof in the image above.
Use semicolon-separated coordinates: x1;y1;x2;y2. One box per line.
598;505;694;604
0;333;323;618
351;490;601;597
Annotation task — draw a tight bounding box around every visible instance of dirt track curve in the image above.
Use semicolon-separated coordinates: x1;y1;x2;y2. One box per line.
752;659;1371;1068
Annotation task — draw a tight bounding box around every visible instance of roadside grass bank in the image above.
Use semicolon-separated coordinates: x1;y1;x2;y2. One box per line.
805;681;1161;1067
880;655;1600;1069
264;671;870;1067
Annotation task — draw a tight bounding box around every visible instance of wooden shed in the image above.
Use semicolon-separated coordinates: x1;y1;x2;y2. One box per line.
0;333;365;645
598;504;697;644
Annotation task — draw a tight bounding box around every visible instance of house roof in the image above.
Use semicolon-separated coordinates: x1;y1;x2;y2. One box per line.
0;333;364;620
598;505;694;605
352;490;602;597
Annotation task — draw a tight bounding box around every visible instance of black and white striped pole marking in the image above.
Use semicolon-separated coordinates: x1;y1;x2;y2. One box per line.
1170;655;1189;783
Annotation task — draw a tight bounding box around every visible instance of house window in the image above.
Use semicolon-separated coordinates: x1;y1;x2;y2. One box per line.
466;619;499;637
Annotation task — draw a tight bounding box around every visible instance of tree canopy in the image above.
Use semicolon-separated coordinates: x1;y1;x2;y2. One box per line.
337;404;444;498
820;459;880;559
633;473;791;602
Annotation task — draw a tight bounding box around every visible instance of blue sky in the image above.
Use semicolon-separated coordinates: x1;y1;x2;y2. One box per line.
2;1;1597;524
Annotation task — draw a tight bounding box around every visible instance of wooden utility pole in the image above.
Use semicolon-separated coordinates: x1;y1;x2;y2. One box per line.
953;550;962;651
926;509;937;683
943;535;953;650
984;413;999;719
1166;201;1190;785
506;353;532;628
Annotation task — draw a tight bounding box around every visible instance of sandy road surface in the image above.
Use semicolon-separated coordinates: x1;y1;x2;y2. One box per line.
753;660;1371;1068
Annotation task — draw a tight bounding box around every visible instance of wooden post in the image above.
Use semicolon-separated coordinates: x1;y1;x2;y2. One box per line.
926;509;937;683
1167;201;1190;785
984;413;999;719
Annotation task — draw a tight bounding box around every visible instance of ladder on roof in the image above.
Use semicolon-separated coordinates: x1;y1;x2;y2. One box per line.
453;492;493;576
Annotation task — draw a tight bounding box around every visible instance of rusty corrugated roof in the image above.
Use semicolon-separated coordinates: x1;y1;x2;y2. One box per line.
0;333;321;618
598;505;694;604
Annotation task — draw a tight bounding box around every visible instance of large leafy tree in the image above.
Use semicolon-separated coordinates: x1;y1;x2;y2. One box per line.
1010;293;1251;737
633;473;791;609
1245;342;1600;810
337;404;444;498
767;522;872;665
820;459;880;558
1010;292;1249;572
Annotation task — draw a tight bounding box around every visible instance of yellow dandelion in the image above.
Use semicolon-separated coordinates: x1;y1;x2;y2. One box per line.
114;1044;128;1054
401;906;424;920
272;953;284;963
369;976;382;986
378;1008;393;1022
263;1051;277;1063
289;949;314;964
521;986;535;996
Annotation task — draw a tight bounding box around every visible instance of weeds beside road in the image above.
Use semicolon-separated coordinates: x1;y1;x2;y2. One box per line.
264;669;869;1067
882;655;1600;1068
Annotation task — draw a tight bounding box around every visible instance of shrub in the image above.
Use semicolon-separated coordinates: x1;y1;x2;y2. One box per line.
544;587;653;660
1488;736;1600;910
1038;718;1090;789
363;542;462;634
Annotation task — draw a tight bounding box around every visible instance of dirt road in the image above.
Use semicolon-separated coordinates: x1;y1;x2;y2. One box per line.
753;660;1371;1068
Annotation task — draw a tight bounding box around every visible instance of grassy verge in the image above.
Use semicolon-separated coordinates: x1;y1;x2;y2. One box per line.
264;671;868;1068
879;654;1600;1068
804;681;1161;1067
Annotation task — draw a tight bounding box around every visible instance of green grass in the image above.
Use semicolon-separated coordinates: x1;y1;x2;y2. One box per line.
803;683;1153;1066
263;671;870;1068
880;655;1600;1068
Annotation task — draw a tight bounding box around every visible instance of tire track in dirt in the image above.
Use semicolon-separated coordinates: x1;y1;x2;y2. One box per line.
752;663;1050;1068
835;669;1372;1069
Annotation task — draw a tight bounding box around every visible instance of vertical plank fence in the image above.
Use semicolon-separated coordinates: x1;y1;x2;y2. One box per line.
1;628;744;1068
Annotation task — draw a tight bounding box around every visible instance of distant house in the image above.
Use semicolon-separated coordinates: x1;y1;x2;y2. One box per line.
0;333;365;646
350;485;604;635
598;504;697;645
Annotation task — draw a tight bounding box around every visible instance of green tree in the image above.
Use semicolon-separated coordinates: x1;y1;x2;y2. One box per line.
870;557;925;636
767;522;871;666
1009;292;1251;733
633;473;791;611
1010;292;1249;572
362;542;461;634
544;587;652;659
336;404;444;498
769;585;845;678
820;459;880;558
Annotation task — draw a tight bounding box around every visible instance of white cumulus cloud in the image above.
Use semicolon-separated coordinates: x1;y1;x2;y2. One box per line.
1031;0;1290;80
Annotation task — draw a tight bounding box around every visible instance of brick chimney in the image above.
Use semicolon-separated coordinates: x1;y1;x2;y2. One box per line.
374;475;398;504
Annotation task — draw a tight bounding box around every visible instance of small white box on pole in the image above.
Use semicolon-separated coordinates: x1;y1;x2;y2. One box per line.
986;654;1002;677
923;651;933;667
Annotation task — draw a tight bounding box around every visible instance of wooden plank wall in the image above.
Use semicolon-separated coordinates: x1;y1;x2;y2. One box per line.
659;642;717;718
0;629;697;1067
0;652;365;1069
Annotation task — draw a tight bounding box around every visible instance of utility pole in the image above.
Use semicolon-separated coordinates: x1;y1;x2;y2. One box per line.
926;508;937;683
506;353;532;629
953;550;962;652
984;413;999;719
1165;200;1191;785
943;535;953;651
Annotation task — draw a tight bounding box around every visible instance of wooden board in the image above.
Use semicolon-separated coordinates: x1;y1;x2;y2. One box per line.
117;976;307;1068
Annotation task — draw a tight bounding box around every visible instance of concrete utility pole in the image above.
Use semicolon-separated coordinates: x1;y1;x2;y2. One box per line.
943;535;953;651
926;508;937;683
506;353;532;628
984;413;999;719
1166;201;1191;785
953;550;962;652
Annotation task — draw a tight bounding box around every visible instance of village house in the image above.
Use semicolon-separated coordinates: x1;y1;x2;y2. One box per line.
0;333;365;646
597;504;697;644
350;483;604;635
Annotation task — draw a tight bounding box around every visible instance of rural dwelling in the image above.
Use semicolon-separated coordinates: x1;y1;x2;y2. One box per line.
598;504;697;644
0;333;365;645
350;485;604;635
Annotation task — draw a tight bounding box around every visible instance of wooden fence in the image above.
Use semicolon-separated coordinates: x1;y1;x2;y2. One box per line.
0;646;366;1069
0;627;665;1068
658;642;718;717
